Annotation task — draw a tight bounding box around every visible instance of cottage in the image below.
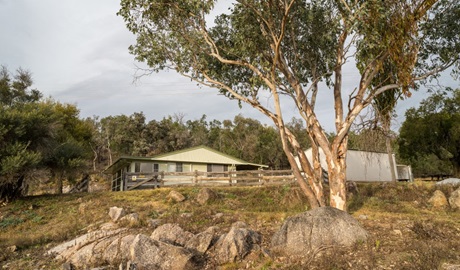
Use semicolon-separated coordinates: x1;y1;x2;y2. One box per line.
104;145;267;191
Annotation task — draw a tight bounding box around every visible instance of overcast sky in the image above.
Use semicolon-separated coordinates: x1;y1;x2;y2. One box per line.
1;1;457;132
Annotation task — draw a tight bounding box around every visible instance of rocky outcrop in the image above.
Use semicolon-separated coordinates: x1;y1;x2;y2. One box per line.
47;208;261;269
429;190;449;208
271;207;368;257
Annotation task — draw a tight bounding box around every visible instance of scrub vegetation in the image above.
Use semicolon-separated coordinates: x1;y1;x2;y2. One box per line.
1;182;459;269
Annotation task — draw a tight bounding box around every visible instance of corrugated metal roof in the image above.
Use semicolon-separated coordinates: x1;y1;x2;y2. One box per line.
152;145;248;164
103;145;267;174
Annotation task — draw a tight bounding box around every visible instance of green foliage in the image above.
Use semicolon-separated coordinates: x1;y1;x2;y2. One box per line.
0;216;24;229
399;89;460;177
0;66;93;200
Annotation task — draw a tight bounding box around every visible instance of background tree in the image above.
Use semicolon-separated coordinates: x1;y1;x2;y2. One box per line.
399;89;460;177
0;67;92;199
0;67;46;200
119;0;459;210
42;101;93;194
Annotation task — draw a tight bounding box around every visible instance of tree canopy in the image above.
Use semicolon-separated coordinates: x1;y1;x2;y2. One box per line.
399;89;460;177
119;0;460;210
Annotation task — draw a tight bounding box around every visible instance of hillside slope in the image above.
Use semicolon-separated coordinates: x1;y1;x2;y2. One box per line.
1;182;459;269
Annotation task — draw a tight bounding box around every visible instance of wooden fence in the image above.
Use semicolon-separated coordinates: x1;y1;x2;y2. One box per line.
118;170;295;191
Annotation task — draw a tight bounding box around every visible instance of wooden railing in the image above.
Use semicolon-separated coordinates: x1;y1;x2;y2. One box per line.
119;170;295;191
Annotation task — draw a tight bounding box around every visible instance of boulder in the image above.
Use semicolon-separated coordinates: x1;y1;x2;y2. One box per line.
436;178;460;186
130;234;202;270
271;207;368;257
211;223;261;264
428;190;449;208
108;207;126;222
151;223;194;247
185;226;219;254
169;190;186;202
196;188;218;205
449;187;460;210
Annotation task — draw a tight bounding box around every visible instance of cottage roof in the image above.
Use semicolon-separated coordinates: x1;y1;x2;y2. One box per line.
103;145;267;174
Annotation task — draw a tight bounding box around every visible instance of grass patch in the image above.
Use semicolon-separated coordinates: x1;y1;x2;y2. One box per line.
1;182;459;269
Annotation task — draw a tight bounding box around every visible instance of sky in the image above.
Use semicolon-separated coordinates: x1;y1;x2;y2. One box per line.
0;0;458;132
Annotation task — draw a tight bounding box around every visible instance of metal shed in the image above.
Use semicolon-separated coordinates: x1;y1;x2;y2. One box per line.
302;148;413;182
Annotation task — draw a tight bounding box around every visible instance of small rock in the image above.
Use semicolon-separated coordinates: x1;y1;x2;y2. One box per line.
358;215;368;220
393;229;402;237
213;213;224;219
169;190;186;202
180;212;193;218
109;207;126;222
7;245;17;253
196;188;218;205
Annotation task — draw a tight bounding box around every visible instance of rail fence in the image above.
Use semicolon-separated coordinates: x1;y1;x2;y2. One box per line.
115;170;295;191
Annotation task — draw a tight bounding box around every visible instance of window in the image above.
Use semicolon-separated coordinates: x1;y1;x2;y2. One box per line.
176;162;183;172
167;162;183;172
140;163;153;172
207;164;229;172
153;163;159;172
134;162;140;172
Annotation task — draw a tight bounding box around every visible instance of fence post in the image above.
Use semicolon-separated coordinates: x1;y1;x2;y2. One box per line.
194;170;199;185
160;171;165;186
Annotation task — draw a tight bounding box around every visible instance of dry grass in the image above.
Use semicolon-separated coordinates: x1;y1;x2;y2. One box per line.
0;181;459;269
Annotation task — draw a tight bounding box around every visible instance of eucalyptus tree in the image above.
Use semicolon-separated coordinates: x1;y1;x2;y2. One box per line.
119;0;460;210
